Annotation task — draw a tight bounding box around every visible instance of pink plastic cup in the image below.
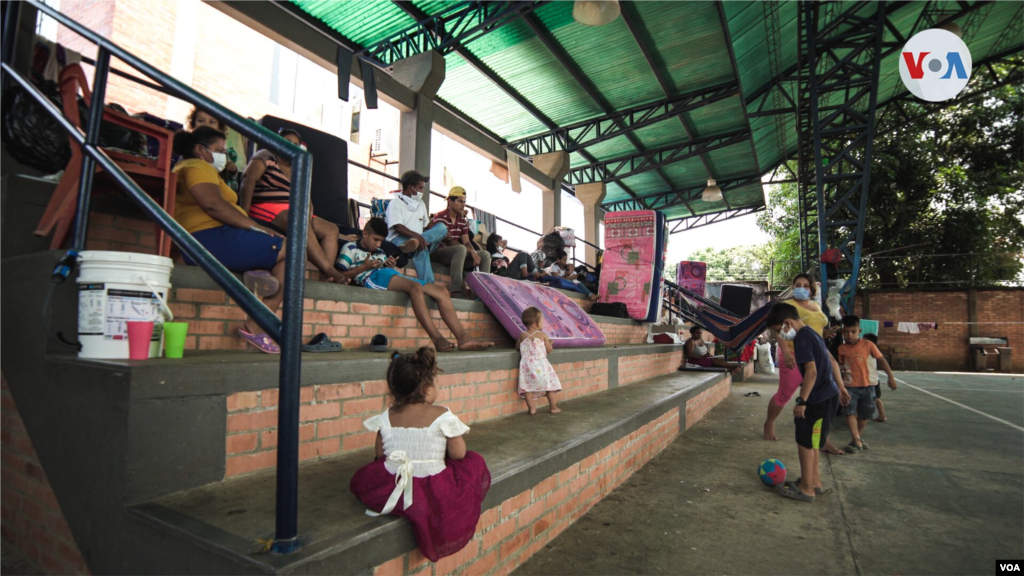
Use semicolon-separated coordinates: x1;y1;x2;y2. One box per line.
126;321;155;360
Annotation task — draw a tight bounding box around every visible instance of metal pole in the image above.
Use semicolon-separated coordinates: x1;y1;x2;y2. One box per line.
71;48;110;250
273;149;311;554
1;1;20;89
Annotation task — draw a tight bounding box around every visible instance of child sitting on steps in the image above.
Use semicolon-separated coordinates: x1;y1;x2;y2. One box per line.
350;348;491;562
517;307;563;415
336;217;493;352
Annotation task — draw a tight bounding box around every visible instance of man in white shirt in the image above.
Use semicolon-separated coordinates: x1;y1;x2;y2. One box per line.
385;170;447;284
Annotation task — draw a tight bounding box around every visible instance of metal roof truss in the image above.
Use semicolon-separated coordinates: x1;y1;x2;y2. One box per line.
504;82;740;157
798;0;887;311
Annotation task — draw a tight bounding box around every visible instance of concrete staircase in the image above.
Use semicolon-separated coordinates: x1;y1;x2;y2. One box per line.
1;216;732;575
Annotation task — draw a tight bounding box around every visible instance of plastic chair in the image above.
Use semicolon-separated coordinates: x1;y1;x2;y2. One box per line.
33;63;177;256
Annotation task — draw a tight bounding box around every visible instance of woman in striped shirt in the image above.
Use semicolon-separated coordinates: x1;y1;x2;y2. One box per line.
239;129;348;284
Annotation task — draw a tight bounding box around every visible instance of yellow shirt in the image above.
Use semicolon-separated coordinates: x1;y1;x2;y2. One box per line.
173;159;247;234
779;298;830;355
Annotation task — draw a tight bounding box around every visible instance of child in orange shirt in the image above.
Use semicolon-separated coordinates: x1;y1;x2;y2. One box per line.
838;315;896;452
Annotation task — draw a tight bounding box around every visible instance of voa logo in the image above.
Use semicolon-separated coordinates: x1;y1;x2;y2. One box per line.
899;28;972;102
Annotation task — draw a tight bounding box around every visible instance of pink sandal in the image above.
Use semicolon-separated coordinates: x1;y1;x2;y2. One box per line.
237;328;281;354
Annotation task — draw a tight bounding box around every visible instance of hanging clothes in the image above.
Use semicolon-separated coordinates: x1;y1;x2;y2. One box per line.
897;322;920;334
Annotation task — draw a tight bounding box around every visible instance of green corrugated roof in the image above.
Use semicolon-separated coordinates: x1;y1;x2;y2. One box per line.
291;0;1022;223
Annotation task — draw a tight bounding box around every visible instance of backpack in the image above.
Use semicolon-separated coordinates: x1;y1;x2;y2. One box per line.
590;302;629;318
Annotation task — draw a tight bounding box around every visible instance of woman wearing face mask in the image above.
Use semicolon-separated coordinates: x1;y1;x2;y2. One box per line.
764;273;844;454
239;129;348;284
172;126;289;354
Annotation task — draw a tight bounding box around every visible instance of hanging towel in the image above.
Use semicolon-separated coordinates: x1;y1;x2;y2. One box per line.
473;209;497;242
917;322;937;332
506;150;522;193
897;322;920;334
883;321;894;328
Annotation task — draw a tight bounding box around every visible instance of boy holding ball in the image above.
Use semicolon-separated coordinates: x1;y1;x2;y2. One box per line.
767;303;850;502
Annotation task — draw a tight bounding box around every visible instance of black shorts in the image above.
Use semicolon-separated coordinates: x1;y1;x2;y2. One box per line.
795;394;840;450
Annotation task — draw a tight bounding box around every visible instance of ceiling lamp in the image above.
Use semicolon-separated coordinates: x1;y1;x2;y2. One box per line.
701;179;723;202
573;1;621;26
936;20;964;38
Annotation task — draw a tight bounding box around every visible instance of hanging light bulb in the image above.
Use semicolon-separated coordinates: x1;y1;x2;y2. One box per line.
936;20;963;38
701;179;722;202
573;1;621;26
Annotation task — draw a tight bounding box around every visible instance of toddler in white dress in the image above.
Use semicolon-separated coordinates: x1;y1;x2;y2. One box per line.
517;307;563;415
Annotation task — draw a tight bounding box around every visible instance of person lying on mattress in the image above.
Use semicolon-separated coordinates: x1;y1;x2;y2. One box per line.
336;217;493;353
543;250;599;302
684;326;742;374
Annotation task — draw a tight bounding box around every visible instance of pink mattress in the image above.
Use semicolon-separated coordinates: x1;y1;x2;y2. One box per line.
465;272;605;348
599;210;666;322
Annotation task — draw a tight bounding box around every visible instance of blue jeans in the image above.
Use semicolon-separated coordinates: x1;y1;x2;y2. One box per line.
390;224;448;284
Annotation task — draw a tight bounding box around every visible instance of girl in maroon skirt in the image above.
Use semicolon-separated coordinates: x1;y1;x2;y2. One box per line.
350;348;491;562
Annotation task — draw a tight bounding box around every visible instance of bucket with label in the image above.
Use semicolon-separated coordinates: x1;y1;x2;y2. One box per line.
76;251;175;359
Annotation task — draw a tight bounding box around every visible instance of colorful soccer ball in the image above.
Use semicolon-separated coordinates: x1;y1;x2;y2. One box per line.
759;458;787;487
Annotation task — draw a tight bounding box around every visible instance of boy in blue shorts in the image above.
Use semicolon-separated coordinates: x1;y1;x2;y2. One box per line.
767;303;850;502
337;217;493;352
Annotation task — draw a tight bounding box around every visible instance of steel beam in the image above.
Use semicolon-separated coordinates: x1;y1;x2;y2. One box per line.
361;1;543;68
619;1;714;214
566;129;749;186
669;206;764;234
391;0;617;196
798;0;887;311
602;174;762;212
504;83;739;156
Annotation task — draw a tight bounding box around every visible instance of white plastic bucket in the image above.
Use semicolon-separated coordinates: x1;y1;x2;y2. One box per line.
76;251;174;359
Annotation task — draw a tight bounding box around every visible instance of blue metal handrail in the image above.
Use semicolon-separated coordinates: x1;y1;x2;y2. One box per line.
4;1;308;553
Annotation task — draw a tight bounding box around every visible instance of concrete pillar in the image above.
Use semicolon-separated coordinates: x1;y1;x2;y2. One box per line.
575;182;606;266
394;51;445;211
533;151;570;233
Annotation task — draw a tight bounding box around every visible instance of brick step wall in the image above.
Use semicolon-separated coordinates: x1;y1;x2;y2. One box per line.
168;265;649;353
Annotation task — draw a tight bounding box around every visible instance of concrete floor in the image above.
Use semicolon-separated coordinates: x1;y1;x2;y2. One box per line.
515;371;1024;576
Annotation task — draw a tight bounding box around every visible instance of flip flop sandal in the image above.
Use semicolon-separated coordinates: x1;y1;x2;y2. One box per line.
368;334;389;353
793;479;834;495
237;328;280;354
844;442;863;453
744;391;761;397
860;441;870;450
302;333;341;353
776;482;815;502
243;270;279;298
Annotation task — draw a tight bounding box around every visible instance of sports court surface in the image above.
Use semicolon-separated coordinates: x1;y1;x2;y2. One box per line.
516;371;1024;575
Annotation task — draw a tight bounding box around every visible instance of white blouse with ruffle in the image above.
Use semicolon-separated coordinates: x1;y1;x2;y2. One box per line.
363;408;470;478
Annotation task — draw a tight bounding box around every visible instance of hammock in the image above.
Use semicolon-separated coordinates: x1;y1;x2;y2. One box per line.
664;281;770;352
694;303;772;353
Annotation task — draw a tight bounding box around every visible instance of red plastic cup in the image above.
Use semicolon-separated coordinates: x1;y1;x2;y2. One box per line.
126;321;155;360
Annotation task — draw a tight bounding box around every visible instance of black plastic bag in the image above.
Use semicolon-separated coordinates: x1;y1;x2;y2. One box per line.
78;100;145;154
1;83;71;173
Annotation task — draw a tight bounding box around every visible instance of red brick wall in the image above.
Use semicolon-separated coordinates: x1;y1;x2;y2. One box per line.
617;351;682;387
370;407;681;576
685;379;731;429
84;213;158;254
224;358;619;478
1;377;90;575
855;289;1023;372
168;286;644;353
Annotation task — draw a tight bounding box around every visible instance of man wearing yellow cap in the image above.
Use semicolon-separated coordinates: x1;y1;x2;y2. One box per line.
430;186;491;298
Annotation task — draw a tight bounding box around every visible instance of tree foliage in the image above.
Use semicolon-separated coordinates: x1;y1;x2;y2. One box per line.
758;60;1024;289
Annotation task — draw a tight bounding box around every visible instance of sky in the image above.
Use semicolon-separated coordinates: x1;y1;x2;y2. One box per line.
664;199;772;266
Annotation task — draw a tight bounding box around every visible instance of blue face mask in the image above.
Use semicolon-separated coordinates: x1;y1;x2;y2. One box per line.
793;287;811;301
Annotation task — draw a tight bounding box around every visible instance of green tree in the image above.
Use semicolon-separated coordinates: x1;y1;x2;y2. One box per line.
758;60;1024;289
686;245;774;283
